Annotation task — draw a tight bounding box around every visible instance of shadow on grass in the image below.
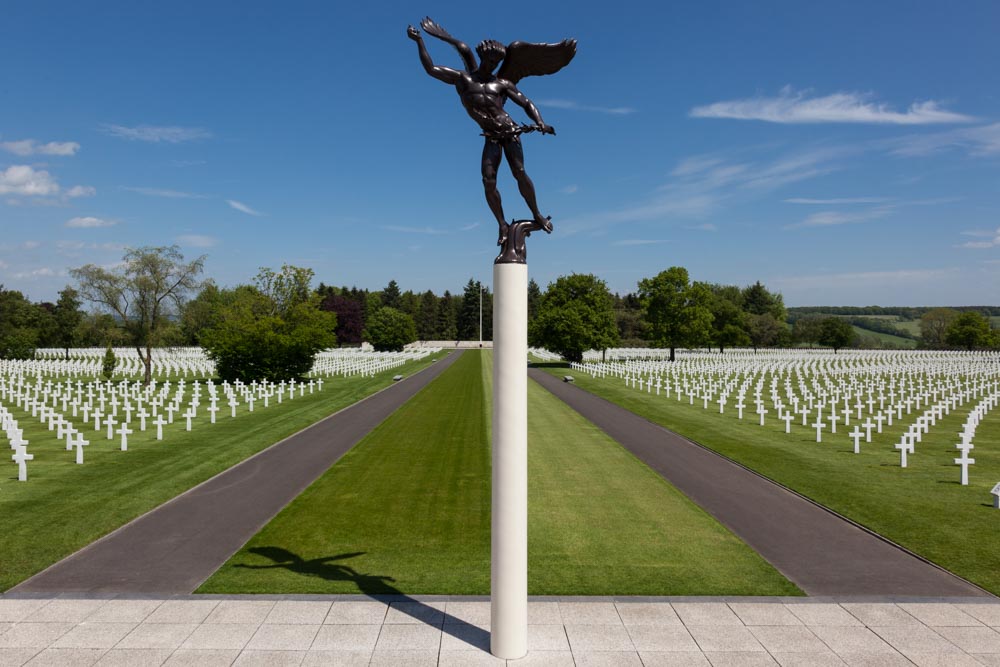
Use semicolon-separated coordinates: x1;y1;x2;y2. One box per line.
529;361;570;369
236;546;490;650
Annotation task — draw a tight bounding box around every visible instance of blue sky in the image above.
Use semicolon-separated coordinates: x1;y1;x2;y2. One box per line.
2;0;998;306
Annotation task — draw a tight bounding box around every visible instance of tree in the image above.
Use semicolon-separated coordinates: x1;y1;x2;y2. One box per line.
0;286;40;359
792;316;826;347
71;245;205;384
707;284;747;353
320;293;364;345
102;344;117;380
364;307;417;352
529;273;619;362
747;313;786;351
180;281;230;345
742;281;787;322
457;278;486;341
920;308;959;348
201;266;337;381
437;291;458;340
527;278;542;323
818;317;857;352
637;267;713;361
416;290;439;340
381;279;402;310
944;311;993;351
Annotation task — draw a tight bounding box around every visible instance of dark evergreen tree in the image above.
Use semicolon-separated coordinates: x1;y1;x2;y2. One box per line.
417;290;439;340
381;279;402;310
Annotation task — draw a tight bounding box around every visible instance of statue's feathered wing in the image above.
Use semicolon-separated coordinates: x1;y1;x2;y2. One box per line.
496;40;577;84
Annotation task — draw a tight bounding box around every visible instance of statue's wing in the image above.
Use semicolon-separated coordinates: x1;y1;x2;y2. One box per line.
496;39;577;84
420;16;477;72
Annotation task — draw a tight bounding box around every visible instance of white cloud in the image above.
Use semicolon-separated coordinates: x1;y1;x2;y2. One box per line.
23;240;41;249
227;199;262;216
66;185;96;198
124;186;208;199
0;165;60;196
102;124;212;143
0;260;7;269
685;223;717;232
785;206;891;229
66;216;117;228
176;234;218;248
612;239;671;246
772;268;956;290
560;184;579;194
1;139;80;156
886;122;1000;157
12;267;60;280
957;227;1000;249
784;197;890;205
383;225;448;235
691;87;973;125
538;99;636;115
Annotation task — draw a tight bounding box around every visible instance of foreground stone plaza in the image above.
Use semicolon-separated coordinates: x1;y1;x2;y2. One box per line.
2;595;1000;666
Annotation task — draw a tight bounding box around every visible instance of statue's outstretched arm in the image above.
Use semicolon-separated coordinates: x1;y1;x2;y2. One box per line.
408;25;461;84
419;17;477;72
506;84;554;134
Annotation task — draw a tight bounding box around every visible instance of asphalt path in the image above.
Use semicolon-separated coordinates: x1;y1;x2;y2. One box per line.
530;367;989;597
13;352;461;595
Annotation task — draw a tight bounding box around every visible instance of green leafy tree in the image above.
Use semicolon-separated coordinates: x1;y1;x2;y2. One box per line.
437;291;458;340
637;267;713;361
792;315;826;347
180;281;231;345
920;307;959;348
457;278;486;341
416;290;440;340
742;281;787;322
529;273;619;362
707;284;748;352
71;245;205;384
364;307;417;352
944;311;993;351
381;279;402;310
201;266;337;381
101;344;117;380
747;313;787;351
52;287;84;358
818;317;857;352
0;286;40;359
527;278;542;324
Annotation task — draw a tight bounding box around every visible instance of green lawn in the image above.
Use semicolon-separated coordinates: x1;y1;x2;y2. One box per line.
850;325;918;348
199;351;799;595
542;365;1000;595
0;352;445;592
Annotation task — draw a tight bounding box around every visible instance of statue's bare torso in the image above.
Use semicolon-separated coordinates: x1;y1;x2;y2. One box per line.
456;73;519;137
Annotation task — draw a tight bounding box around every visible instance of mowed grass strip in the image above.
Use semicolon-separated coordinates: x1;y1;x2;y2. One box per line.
0;352;445;592
541;365;1000;595
200;351;799;595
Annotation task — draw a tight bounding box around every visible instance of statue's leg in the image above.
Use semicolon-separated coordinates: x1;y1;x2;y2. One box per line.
482;141;507;245
504;139;551;233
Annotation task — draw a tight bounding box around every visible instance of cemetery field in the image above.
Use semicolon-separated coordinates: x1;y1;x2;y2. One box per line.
0;352;446;592
200;350;800;596
539;359;1000;595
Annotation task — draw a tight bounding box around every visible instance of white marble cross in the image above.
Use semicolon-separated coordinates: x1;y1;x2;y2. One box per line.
849;426;863;454
154;415;167;441
812;419;826;443
955;449;975;486
74;433;89;464
12;445;33;481
118;424;133;451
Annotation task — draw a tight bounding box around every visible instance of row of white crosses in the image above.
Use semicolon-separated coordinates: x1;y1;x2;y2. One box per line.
309;348;441;377
3;406;32;481
562;349;999;489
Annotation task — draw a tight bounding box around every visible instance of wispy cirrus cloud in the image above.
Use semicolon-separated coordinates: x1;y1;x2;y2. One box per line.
176;234;218;248
102;124;212;143
66;216;118;228
538;99;636;115
124;186;209;199
785;207;892;229
957;227;1000;249
383;222;480;235
691;86;973;125
227;199;263;216
884;122;1000;157
612;239;671;246
771;267;956;290
1;139;80;156
784;197;890;205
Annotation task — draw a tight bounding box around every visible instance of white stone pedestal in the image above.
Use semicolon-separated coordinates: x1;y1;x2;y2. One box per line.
491;262;528;660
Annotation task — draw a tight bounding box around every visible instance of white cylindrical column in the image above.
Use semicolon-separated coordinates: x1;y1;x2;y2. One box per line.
491;262;528;660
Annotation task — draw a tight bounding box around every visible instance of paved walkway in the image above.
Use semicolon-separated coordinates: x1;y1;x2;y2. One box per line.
0;595;998;666
530;369;989;598
12;353;461;596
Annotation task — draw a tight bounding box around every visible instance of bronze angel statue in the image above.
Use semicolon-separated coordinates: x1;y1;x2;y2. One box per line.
407;17;576;262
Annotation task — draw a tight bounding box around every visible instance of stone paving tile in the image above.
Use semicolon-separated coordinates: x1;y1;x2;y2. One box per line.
639;652;712;666
439;622;489;652
437;649;504;666
558;602;621;625
770;651;846;666
161;649;240;666
526;602;561;626
869;625;960;654
564;624;634;652
728;603;802;627
384;602;446;626
24;600;107;624
932;625;1000;653
833;652;912;666
367;649;438;666
809;626;897;655
84;601;162;625
232;650;306;666
115;623;198;650
374;624;442;652
840;604;921;628
310;625;381;652
0;625;13;637
896;603;982;627
526;625;569;651
324;601;388;625
144;601;219;625
52;623;137;649
0;624;75;649
615;602;682;626
673;603;743;627
245;624;320;651
0;601;49;623
299;650;371;666
0;647;40;667
702;652;778;666
626;625;699;652
22;648;104;666
443;601;490;626
902;652;984;667
572;651;643;666
179;623;258;650
784;604;861;627
688;626;765;653
973;655;1000;666
92;648;172;667
955;604;1000;626
264;602;331;626
507;651;575;666
748;626;827;653
204;601;274;625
